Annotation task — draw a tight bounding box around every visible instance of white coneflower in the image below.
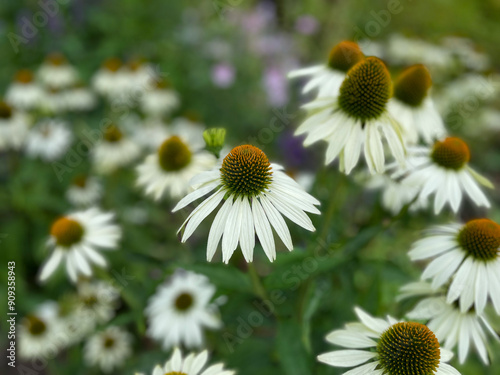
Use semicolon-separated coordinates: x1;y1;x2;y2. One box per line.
92;58;128;98
145;270;221;349
121;58;156;94
136;347;234;375
409;218;500;315
395;137;492;214
38;207;121;282
25;119;72;161
173;145;320;263
141;78;180;117
296;57;405;175
92;124;140;174
387;64;446;145
66;175;102;207
365;173;428;215
65;83;97;112
137;124;216;200
0;100;30;150
37;53;79;89
5;69;44;110
400;282;499;365
317;307;461;375
18;302;67;359
38;87;68;114
288;40;364;98
84;326;132;373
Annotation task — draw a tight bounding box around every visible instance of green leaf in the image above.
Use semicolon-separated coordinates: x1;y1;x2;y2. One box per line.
182;263;253;293
276;319;312;375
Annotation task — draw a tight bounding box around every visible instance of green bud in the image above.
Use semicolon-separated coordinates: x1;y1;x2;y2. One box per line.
203;128;226;158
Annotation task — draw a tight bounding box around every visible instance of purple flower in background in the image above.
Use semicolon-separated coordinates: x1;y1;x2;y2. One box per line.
241;1;275;34
211;63;235;88
295;15;319;35
263;66;288;106
278;131;310;168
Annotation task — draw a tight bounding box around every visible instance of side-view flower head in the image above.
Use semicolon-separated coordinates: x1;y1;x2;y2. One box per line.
173;145;320;263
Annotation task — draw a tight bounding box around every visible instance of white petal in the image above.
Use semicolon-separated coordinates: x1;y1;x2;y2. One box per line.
317;350;376;367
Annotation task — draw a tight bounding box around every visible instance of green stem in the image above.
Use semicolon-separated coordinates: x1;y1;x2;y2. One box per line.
247;263;269;301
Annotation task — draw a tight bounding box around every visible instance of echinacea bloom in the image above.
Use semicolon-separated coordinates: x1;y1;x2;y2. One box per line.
39;208;121;282
135;347;234;375
37;53;79;89
66;175;103;207
141;78;180;117
5;69;44;110
145;270;221;349
365;173;428;215
62;281;120;345
0;100;29;150
173;145;320;263
388;64;446;145
288;41;364;98
395;137;492;213
92;124;140;174
296;57;405;174
84;326;132;373
25;119;72;161
399;281;499;365
19;302;68;359
64;83;97;112
137;124;215;200
132;118;169;150
318;307;461;375
92;58;127;99
408;219;500;315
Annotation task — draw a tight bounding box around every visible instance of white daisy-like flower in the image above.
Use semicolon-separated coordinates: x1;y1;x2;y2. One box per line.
0;100;30;150
365;173;428;215
137;124;216;200
296;57;406;175
141;80;180;117
394;137;492;214
66;175;103;207
145;270;221;349
136;347;234;375
25;118;72;161
288;40;364;98
387;64;446;145
408;218;500;315
64;84;97;112
84;326;132;373
38;207;121;282
120;59;156;94
317;307;461;375
399;281;499;365
92;58;128;98
92;124;141;174
18;302;68;359
173;145;320;263
38;87;69;114
37;53;79;89
5;69;44;110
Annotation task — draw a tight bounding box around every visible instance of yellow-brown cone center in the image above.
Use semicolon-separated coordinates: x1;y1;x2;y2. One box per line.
103;125;123;143
338;57;392;121
157;136;192;172
15;69;34;84
46;52;67;66
458;219;500;261
327;41;364;72
394;64;432;107
220;145;273;197
431;137;470;170
103;58;122;72
377;322;440;375
174;292;194;312
25;315;47;336
50;217;84;247
0;101;13;119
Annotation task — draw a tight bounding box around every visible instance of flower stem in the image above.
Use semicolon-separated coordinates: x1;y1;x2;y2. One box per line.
247;263;269;301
